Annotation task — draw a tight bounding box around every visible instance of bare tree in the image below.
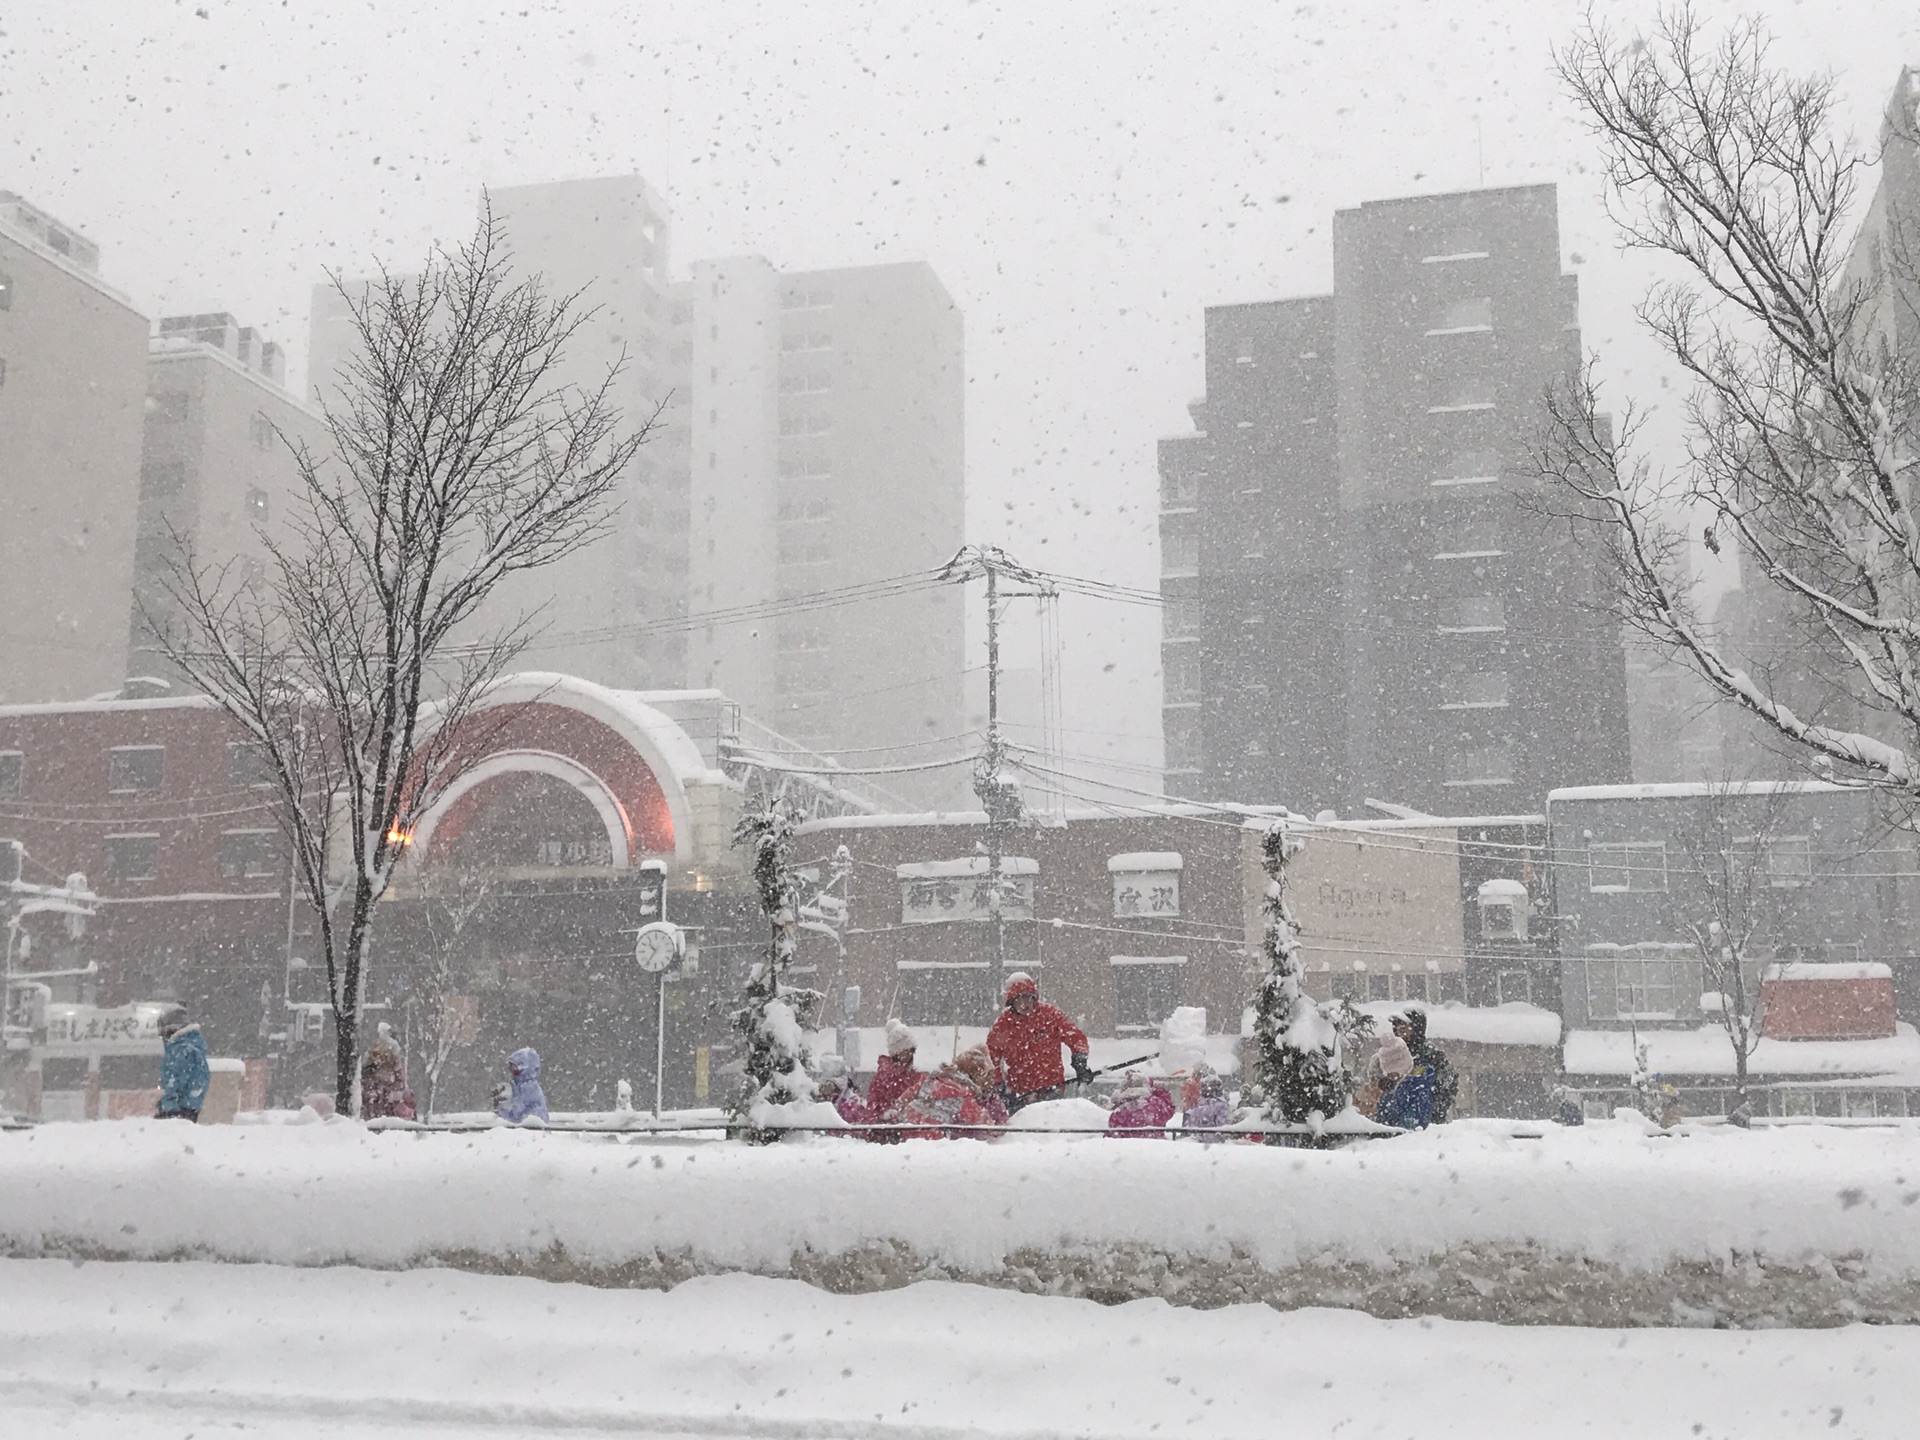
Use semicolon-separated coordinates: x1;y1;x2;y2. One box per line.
145;206;653;1112
1538;8;1920;798
403;867;492;1119
1666;782;1802;1116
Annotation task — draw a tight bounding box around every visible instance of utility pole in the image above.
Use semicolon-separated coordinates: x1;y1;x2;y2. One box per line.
939;545;1055;976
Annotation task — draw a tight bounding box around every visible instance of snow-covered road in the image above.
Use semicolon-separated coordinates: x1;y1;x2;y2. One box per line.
0;1259;1911;1439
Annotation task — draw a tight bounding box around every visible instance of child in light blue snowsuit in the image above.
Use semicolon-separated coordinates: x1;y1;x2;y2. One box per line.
497;1047;549;1123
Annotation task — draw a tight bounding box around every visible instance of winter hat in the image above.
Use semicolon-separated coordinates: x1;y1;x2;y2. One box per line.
1199;1071;1228;1100
952;1047;996;1091
814;1053;851;1097
1115;1069;1151;1100
885;1019;917;1059
1003;972;1039;1005
155;1004;189;1039
1374;1036;1414;1080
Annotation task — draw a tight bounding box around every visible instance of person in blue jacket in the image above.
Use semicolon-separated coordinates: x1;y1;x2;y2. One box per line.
155;1004;209;1122
497;1047;549;1124
1375;1061;1436;1130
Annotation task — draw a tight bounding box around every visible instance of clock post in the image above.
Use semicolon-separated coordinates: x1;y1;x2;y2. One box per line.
632;860;681;1121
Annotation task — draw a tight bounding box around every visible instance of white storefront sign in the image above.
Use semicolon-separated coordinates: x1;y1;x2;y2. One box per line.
897;856;1038;924
1109;852;1182;918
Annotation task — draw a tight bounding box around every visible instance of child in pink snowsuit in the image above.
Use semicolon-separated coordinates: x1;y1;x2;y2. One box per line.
1107;1071;1176;1137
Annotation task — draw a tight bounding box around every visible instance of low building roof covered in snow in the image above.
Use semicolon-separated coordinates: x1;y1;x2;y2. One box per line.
1107;852;1183;872
1563;1024;1920;1078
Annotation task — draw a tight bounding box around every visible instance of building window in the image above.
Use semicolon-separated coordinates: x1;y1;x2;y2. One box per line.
1428;371;1495;412
1445;742;1513;786
1493;967;1532;1005
1163;649;1200;703
1433;518;1503;559
1421;225;1488;263
142;461;187;498
0;271;11;309
1428;296;1492;334
1162;586;1198;639
1432;448;1503;489
1161;518;1197;575
246;487;270;522
1165;709;1202;772
1436;596;1504;633
104;834;160;883
1109;854;1182;918
1110;956;1186;1035
1583;952;1693;1021
107;746;165;794
1588;841;1667;893
1733;834;1814;887
1162;466;1199;509
250;413;275;450
0;751;20;797
0;358;6;389
1440;671;1509;710
217;829;278;880
226;740;274;788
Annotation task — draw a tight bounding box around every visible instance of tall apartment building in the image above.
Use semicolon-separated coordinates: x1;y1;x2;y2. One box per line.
131;313;330;681
1160;184;1630;815
688;258;966;801
307;175;689;690
0;193;149;704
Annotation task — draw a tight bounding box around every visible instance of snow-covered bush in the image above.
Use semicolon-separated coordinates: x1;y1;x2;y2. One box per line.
730;797;823;1137
1245;819;1365;1128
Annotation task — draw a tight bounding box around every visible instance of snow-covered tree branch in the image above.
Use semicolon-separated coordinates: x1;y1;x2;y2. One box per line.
731;797;822;1138
140;202;655;1113
1246;819;1364;1130
1538;7;1920;797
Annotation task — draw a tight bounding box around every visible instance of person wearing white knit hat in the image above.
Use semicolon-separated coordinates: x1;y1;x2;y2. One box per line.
868;1018;921;1118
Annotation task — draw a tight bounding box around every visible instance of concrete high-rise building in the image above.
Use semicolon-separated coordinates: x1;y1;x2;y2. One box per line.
307;175;689;690
1159;184;1630;814
131;312;330;682
688;258;966;800
0;193;148;704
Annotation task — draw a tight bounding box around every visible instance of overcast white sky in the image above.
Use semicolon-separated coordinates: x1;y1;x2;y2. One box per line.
4;1;1916;789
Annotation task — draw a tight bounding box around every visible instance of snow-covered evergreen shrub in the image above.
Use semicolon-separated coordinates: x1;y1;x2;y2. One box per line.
731;797;822;1136
1246;819;1364;1127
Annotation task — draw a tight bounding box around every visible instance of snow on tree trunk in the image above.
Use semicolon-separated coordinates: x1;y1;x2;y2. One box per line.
1246;819;1362;1130
731;798;822;1139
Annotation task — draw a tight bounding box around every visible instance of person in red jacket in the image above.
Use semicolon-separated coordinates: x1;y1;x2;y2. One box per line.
986;972;1092;1111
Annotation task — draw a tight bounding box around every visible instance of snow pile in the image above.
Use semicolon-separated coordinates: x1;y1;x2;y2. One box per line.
1157;1006;1208;1073
5;1260;1916;1438
4;1118;1920;1316
1005;1097;1110;1132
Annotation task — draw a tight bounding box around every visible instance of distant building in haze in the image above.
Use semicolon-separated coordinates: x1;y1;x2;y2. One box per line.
306;175;690;691
687;257;966;804
131;312;328;685
0;192;148;704
1159;183;1630;814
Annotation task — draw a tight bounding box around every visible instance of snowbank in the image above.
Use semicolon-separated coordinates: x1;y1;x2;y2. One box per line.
810;1025;1241;1076
1565;1024;1920;1077
4;1116;1920;1329
4;1260;1916;1438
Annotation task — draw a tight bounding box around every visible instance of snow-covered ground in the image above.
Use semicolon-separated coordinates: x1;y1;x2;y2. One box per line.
2;1259;1913;1439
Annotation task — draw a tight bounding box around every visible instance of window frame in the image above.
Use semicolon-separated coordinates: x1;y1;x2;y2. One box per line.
107;745;165;795
1587;840;1668;894
103;832;161;883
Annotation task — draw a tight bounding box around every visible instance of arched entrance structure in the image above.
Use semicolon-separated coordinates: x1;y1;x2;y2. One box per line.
409;673;717;870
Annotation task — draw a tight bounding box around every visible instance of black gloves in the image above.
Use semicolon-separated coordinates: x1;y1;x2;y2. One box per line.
1071;1054;1094;1084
